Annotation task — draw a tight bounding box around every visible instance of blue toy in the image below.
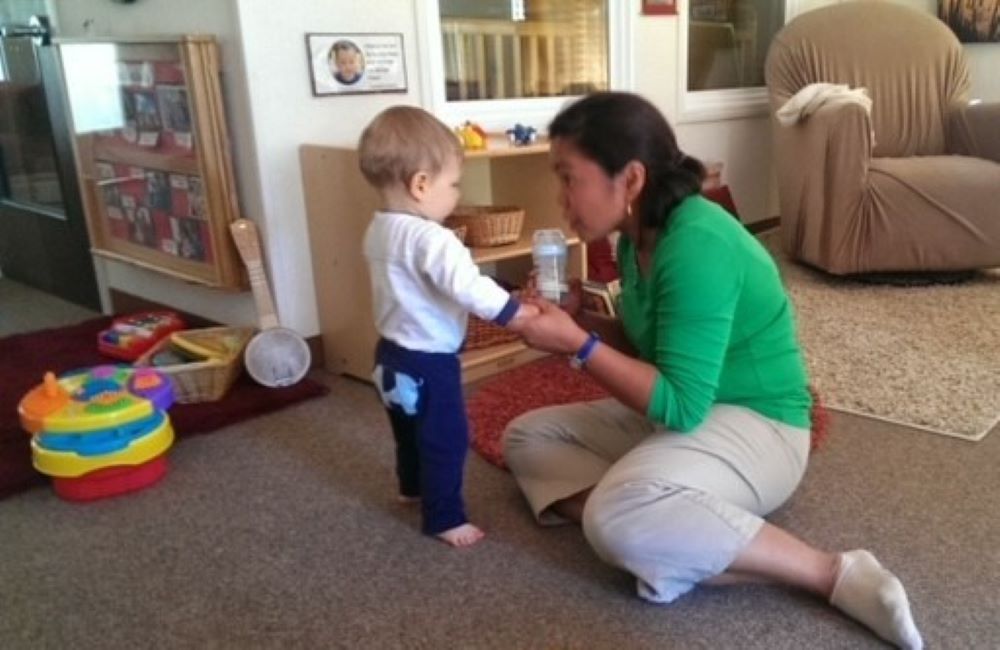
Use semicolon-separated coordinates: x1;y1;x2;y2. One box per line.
506;123;538;146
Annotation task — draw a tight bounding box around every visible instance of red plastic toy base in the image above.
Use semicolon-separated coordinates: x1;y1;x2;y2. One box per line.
51;454;169;502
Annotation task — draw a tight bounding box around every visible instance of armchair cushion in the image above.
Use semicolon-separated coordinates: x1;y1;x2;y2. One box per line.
948;101;1000;163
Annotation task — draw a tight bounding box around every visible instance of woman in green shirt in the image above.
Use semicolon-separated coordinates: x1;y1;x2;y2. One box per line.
507;92;921;650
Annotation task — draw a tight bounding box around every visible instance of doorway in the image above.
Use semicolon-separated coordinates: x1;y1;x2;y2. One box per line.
0;11;101;311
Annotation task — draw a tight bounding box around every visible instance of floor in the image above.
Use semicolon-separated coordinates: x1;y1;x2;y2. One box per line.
0;277;100;337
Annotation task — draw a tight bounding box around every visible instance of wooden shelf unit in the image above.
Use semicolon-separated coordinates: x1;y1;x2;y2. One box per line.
301;140;585;383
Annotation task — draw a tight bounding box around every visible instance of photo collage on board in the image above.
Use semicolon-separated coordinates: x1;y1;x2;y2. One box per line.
96;161;213;264
112;60;195;154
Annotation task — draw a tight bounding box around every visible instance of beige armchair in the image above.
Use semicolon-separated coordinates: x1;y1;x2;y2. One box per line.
765;1;1000;275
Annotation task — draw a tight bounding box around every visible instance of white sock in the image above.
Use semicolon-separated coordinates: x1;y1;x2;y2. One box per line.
829;550;923;650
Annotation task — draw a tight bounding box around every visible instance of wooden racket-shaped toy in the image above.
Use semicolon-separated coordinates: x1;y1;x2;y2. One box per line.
230;219;311;387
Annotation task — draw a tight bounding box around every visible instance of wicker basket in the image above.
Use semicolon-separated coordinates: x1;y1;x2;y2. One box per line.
134;326;254;403
447;223;467;244
446;205;524;247
463;315;520;351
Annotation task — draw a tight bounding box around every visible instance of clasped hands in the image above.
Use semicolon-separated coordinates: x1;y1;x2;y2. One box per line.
507;276;591;356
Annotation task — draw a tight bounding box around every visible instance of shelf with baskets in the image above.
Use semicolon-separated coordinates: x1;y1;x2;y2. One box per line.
300;139;587;384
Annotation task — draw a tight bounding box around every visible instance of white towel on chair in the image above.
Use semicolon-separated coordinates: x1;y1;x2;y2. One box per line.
776;83;872;126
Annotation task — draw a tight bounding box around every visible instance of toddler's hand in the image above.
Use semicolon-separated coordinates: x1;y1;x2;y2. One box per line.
508;302;541;331
517;271;541;303
562;278;584;318
519;273;582;317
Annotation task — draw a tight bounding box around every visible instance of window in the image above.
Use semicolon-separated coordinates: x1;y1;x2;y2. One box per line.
0;34;63;212
680;0;801;122
417;0;632;132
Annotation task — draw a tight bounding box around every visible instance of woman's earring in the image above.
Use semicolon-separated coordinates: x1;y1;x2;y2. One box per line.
626;203;633;219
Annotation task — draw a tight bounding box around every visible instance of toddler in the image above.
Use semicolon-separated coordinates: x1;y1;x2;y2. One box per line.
358;106;537;547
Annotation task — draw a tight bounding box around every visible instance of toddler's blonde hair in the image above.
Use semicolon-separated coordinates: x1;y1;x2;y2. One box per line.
358;106;463;189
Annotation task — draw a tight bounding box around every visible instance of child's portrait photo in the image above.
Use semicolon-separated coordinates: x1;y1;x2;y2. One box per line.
131;90;162;131
156;85;192;133
146;171;171;211
306;33;407;96
131;206;156;247
177;217;206;261
329;39;365;86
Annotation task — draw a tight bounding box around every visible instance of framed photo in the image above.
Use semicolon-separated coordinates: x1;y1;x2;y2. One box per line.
59;37;245;289
939;1;1000;43
642;0;678;16
306;33;408;96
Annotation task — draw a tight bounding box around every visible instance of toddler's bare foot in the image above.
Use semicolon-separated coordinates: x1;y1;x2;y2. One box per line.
397;494;420;505
436;523;485;547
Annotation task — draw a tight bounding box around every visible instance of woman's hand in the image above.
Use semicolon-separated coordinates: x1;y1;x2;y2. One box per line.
520;272;584;319
506;302;540;332
517;297;589;355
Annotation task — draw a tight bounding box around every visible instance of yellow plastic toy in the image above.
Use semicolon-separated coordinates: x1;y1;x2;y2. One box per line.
17;365;177;500
32;413;175;478
454;121;487;150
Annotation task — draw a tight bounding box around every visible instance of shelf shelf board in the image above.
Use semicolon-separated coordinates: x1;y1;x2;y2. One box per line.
461;340;528;367
90;137;200;175
464;138;550;159
460;340;549;384
471;234;580;264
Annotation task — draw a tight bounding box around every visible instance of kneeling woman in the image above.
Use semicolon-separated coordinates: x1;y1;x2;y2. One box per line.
506;91;922;650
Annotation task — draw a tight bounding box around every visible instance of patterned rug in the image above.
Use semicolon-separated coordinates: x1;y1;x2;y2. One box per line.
766;234;1000;441
468;355;829;469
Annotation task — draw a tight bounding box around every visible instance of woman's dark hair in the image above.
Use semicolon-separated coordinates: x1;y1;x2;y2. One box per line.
548;92;705;230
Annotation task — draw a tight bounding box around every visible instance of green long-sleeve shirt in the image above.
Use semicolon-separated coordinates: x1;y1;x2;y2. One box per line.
618;194;811;432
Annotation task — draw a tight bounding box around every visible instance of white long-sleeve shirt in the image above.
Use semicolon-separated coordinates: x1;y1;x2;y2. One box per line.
362;210;517;354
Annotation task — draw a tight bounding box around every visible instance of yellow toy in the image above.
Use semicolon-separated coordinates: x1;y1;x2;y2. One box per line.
454;121;487;150
17;365;177;501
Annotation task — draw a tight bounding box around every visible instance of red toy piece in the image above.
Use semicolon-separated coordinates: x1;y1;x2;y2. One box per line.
97;311;186;361
52;455;169;502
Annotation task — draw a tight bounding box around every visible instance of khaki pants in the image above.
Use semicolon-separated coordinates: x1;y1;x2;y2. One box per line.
504;399;810;603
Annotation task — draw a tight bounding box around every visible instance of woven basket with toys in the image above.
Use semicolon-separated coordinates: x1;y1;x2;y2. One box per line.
134;326;254;403
446;205;524;247
463;314;521;351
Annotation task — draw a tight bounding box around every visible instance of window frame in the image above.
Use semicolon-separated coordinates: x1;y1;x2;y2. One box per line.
677;0;803;123
415;0;634;133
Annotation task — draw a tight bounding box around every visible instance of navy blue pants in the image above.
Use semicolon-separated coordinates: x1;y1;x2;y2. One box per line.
372;338;469;535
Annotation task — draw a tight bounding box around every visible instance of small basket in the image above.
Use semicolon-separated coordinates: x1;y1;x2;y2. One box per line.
446;205;524;247
463;315;520;351
134;326;254;403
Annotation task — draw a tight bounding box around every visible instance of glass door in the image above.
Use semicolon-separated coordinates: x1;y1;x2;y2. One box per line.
0;13;100;310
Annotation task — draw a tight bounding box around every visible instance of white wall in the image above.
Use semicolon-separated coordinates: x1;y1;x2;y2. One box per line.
232;0;422;340
48;0;1000;339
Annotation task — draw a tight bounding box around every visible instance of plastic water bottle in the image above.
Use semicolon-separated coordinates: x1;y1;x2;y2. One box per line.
532;229;568;303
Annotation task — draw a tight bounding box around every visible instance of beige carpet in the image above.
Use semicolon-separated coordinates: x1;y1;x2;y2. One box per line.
766;235;1000;441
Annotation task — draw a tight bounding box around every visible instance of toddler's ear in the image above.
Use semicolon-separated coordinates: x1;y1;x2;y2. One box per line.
409;171;430;199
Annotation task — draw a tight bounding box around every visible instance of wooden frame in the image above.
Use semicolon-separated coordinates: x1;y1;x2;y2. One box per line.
56;36;245;289
305;33;408;96
642;0;678;16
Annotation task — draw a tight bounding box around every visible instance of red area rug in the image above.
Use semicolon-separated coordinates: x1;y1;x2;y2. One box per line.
0;317;329;499
468;355;829;469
